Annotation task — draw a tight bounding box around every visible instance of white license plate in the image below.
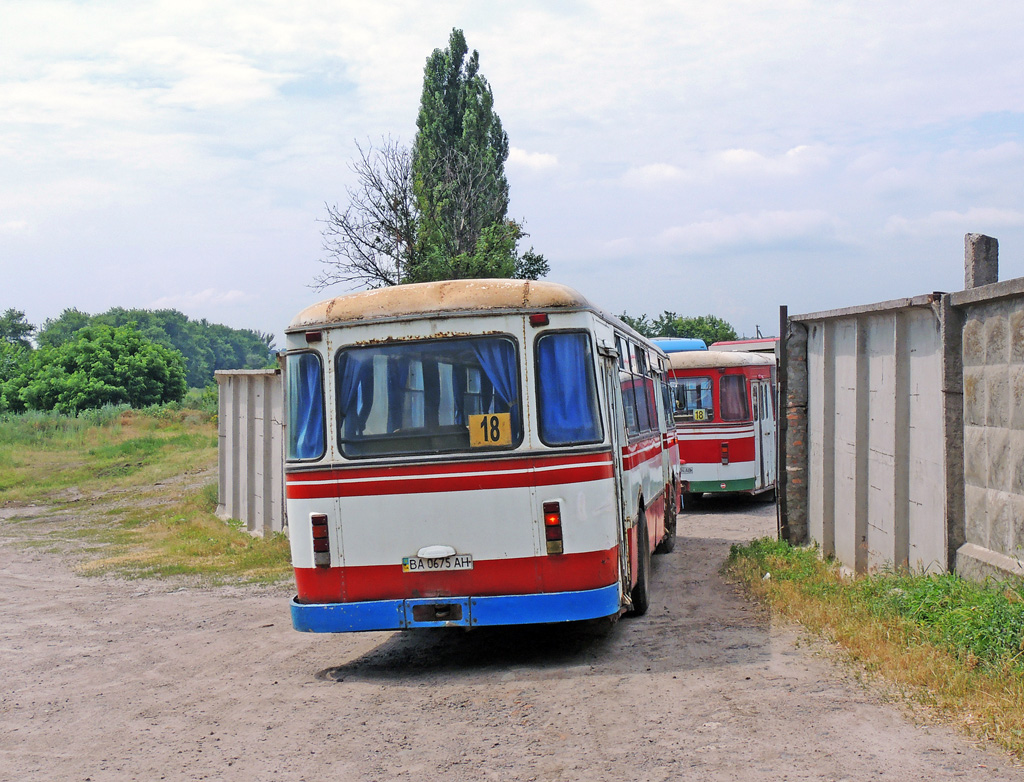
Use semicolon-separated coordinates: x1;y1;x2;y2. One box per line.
402;554;474;572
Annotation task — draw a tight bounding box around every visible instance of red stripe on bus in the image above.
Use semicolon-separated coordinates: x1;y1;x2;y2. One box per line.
287;451;612;483
287;464;614;499
621;436;663;471
286;453;616;499
293;547;619;603
677;436;756;463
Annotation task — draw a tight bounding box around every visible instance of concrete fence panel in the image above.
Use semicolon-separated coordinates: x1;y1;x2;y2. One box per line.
215;368;285;536
790;298;947;574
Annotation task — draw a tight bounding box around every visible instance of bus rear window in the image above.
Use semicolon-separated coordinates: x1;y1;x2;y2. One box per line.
671;376;713;422
286;352;325;461
335;336;522;458
536;332;602;446
719;375;750;421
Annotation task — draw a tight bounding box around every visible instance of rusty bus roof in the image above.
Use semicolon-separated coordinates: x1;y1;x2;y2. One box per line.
667;350;775;370
289;279;611;332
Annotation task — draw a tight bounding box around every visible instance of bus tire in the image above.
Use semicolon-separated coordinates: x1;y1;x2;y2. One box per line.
682;491;701;508
627;513;651;617
655;490;676;554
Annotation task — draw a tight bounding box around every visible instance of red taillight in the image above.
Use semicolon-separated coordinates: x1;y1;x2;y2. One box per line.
311;513;330;567
720;442;730;465
543;501;563;555
529;312;549;327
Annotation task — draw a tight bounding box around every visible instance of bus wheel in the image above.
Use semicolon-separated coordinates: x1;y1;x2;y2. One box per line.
627;514;651;617
682;491;701;508
655;491;676;554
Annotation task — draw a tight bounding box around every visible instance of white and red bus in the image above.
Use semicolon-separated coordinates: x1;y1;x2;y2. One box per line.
284;279;680;632
666;350;777;504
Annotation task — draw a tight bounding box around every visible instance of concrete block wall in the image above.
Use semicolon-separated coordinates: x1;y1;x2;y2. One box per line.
952;278;1024;580
215;368;285;536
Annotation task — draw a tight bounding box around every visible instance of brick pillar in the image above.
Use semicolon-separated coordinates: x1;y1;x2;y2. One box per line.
781;319;809;543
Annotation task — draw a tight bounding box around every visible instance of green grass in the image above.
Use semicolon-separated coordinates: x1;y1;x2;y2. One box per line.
727;537;1024;757
0;405;291;586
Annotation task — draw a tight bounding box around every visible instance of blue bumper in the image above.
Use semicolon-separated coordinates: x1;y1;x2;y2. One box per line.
291;583;621;633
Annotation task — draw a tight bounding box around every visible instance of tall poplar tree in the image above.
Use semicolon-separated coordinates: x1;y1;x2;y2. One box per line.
315;28;548;289
408;28;547;282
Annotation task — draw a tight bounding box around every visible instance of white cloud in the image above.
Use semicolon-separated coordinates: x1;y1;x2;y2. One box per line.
713;145;831;177
149;289;253;310
2;0;1024;343
885;208;1024;237
0;219;28;235
508;147;558;172
622;163;688;188
657;210;839;253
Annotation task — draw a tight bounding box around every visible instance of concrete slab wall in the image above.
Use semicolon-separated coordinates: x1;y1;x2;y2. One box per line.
215;369;285;536
791;300;946;574
787;271;1024;580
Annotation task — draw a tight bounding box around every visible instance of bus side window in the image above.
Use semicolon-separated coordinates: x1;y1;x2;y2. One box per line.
661;378;674;422
286;352;326;460
752;384;759;420
720;375;750;421
620;373;640;437
535;332;603;446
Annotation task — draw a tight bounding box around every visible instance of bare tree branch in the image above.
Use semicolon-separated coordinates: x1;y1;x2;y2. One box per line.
313;137;417;291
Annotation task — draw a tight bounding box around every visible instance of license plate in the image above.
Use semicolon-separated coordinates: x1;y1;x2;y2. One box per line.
402;554;474;572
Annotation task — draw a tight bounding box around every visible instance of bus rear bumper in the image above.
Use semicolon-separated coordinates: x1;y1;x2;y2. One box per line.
290;583;621;633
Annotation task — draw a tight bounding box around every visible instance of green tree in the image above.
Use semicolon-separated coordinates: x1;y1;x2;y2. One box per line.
620;311;739;344
0;342;30;412
35;308;274;388
16;323;187;414
618;312;657;338
0;308;34;349
36;308;92;348
654;312;738;344
409;29;548;282
314;28;548;289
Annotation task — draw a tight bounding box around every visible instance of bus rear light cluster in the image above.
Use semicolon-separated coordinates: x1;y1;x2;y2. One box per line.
311;513;331;567
543;501;563;555
720;442;730;465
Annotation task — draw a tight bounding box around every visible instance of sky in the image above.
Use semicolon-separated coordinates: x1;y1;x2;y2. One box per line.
3;1;1024;347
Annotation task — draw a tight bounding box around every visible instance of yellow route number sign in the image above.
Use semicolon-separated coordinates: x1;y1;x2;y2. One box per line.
693;408;707;422
469;413;512;447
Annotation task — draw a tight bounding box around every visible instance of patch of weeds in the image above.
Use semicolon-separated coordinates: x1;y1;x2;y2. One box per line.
727;537;1024;759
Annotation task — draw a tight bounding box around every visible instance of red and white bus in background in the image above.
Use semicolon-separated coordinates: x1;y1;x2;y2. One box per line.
666;350;777;505
284;279;680;632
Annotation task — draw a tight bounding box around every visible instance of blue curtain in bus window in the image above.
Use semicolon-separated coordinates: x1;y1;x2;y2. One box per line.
472;339;517;413
336;352;375;438
287;353;324;460
536;333;601;445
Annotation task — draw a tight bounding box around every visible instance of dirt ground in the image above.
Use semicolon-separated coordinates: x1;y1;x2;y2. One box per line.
1;496;1021;782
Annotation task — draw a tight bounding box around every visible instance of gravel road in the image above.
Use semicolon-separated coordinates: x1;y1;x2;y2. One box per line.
1;496;1020;781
